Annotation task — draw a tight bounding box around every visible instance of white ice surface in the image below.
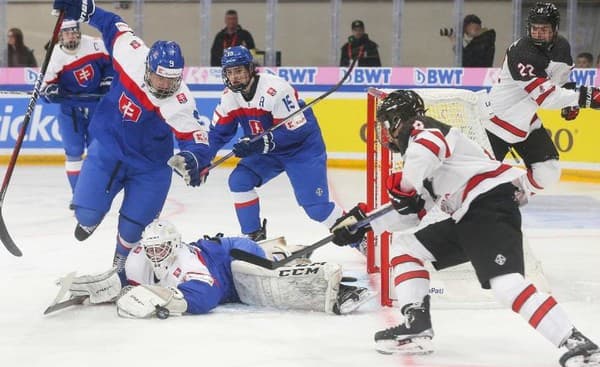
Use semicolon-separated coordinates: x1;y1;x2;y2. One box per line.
0;166;598;367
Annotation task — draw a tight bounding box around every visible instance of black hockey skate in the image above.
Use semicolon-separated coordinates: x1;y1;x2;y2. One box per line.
374;295;434;355
333;283;376;315
246;219;267;242
74;223;98;241
559;328;600;367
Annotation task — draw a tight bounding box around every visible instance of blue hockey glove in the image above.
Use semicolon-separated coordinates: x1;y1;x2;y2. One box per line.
233;132;275;158
52;0;96;23
167;151;209;187
41;84;63;104
99;76;113;95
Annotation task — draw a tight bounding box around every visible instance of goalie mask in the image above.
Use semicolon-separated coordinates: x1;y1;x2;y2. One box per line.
59;19;81;52
141;219;182;280
145;41;184;99
221;46;256;93
376;90;426;155
527;2;560;50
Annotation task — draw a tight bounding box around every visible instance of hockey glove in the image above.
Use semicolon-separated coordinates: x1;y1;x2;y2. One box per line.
233;132;275;158
560;106;579;121
167;151;209;187
52;0;96;23
578;86;600;109
116;285;188;319
386;173;426;218
68;268;122;304
41;84;63;104
329;203;371;247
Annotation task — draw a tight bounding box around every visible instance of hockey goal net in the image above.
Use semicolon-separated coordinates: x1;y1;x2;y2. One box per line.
365;87;549;308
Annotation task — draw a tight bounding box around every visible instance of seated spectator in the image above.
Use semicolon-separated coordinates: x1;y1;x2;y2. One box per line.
340;20;381;67
210;9;255;67
7;28;38;67
575;52;593;68
442;14;495;67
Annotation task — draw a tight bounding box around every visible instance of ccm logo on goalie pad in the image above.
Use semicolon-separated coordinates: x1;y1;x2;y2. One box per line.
278;262;326;277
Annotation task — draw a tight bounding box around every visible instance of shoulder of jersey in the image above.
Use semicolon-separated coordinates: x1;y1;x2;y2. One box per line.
550;35;573;63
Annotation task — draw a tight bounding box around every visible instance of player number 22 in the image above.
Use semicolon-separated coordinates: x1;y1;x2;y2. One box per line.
517;63;535;77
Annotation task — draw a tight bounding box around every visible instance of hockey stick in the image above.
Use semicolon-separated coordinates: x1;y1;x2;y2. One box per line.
44;295;88;315
230;204;394;269
203;55;361;173
0;11;65;257
43;271;88;315
0;90;105;100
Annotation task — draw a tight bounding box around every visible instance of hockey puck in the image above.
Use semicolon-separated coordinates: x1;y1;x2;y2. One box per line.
155;305;170;320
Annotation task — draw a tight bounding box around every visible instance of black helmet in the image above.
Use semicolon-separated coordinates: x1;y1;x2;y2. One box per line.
527;2;560;49
376;90;425;155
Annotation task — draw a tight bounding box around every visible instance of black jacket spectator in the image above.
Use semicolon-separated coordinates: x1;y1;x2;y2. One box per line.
462;28;496;67
340;20;381;67
7;28;38;67
210;10;256;67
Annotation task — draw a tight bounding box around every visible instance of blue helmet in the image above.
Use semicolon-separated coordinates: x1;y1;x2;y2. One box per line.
221;46;255;92
144;40;185;99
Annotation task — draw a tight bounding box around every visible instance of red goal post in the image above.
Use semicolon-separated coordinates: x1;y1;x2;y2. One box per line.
365;87;549;307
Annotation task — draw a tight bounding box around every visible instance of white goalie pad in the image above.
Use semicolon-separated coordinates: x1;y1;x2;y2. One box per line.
231;260;342;314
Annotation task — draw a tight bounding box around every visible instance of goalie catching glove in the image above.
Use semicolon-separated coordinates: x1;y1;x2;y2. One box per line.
329;203;371;247
168;151;208;187
578;86;600;109
233;132;275;158
68;268;122;304
116;285;188;319
385;172;426;218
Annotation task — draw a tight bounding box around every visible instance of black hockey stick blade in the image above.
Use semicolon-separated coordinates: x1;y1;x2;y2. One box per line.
43;295;88;315
231;204;395;269
0;11;65;256
207;56;360;172
0;208;21;256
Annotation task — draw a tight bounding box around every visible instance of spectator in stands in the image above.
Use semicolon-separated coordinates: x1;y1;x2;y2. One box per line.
340;20;381;67
575;52;593;68
7;28;38;67
210;9;256;67
442;14;495;67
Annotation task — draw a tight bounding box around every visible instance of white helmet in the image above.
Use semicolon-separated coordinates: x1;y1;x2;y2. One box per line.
141;219;182;279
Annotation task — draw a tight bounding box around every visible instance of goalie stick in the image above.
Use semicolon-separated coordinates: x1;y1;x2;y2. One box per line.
0;90;105;99
230;204;394;269
43;271;88;315
202;54;362;174
0;11;65;257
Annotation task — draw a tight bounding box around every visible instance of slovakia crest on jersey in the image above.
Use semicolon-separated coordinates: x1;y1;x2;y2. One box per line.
118;92;142;122
176;93;187;104
267;87;277;96
73;65;95;87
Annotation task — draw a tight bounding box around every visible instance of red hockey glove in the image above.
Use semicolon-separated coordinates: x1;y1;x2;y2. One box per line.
578;86;600;109
560;106;579;121
385;173;426;218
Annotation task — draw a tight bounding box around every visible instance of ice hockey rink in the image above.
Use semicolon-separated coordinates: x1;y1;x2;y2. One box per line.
0;165;598;367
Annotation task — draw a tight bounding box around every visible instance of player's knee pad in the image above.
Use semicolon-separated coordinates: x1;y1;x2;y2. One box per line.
528;159;561;191
75;207;104;227
302;202;337;223
117;214;146;244
228;165;261;192
390;233;436;262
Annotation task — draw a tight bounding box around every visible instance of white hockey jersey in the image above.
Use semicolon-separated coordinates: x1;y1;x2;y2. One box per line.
372;116;526;234
125;243;214;288
486;36;578;143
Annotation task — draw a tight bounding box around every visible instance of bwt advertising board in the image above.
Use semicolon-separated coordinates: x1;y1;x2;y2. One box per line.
1;67;599;168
